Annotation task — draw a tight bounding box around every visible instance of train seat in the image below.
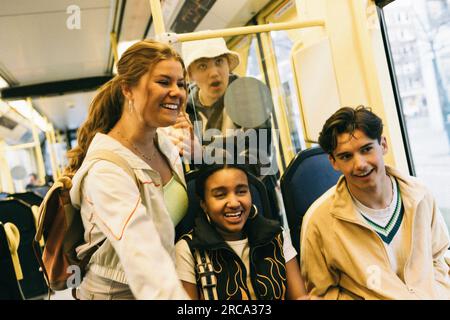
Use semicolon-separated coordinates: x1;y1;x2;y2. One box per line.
0;198;47;299
0;222;25;299
280;147;341;256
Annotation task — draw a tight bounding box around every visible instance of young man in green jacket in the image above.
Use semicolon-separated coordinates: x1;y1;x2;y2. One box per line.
300;106;450;299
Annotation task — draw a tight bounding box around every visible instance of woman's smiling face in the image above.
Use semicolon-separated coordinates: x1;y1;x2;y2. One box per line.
126;58;187;128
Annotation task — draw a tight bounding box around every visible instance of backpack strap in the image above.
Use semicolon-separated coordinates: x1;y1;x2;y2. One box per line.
35;150;140;243
86;150;140;188
193;249;218;300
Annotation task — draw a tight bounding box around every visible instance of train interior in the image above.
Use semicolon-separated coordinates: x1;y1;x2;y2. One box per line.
0;0;449;299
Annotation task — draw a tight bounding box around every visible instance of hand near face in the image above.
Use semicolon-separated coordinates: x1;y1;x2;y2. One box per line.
167;112;201;159
172;111;192;131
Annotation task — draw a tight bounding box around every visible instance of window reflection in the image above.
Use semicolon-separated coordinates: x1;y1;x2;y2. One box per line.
269;31;305;153
385;0;450;232
246;35;263;80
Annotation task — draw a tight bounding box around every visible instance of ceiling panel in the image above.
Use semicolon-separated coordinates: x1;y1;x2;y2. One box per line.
119;0;151;42
33;91;96;130
0;0;109;16
0;0;113;85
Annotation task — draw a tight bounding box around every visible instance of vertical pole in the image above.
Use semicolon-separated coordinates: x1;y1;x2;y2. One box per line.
110;32;119;65
149;0;166;35
27;98;46;185
45;123;60;181
0;140;15;193
54;127;64;176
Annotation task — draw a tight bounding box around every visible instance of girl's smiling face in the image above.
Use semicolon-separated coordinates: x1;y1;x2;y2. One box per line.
201;168;252;241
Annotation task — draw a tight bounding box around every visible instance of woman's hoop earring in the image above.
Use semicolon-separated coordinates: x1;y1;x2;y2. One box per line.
128;100;134;113
248;204;258;220
204;211;212;224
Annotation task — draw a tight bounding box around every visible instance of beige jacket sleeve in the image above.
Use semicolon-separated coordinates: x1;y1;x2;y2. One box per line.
429;194;450;298
300;218;342;299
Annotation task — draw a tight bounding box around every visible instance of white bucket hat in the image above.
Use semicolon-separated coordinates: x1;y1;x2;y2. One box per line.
182;37;241;73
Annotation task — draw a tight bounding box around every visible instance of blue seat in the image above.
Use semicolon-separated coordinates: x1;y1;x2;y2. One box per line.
0;198;47;299
280;147;341;256
175;169;274;241
0;192;10;200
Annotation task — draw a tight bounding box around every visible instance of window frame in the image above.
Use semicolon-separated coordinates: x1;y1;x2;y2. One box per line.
376;3;416;175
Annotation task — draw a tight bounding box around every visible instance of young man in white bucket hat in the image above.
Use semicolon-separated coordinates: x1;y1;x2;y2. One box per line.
182;37;241;134
164;37;241;162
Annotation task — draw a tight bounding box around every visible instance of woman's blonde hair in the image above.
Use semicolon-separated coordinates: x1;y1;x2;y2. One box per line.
65;39;186;174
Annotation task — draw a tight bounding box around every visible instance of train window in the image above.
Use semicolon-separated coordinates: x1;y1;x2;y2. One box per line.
4;149;37;192
0;76;8;89
229;34;261;79
246;35;263;80
383;0;450;232
270;30;305;153
260;0;307;161
228;33;288;174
